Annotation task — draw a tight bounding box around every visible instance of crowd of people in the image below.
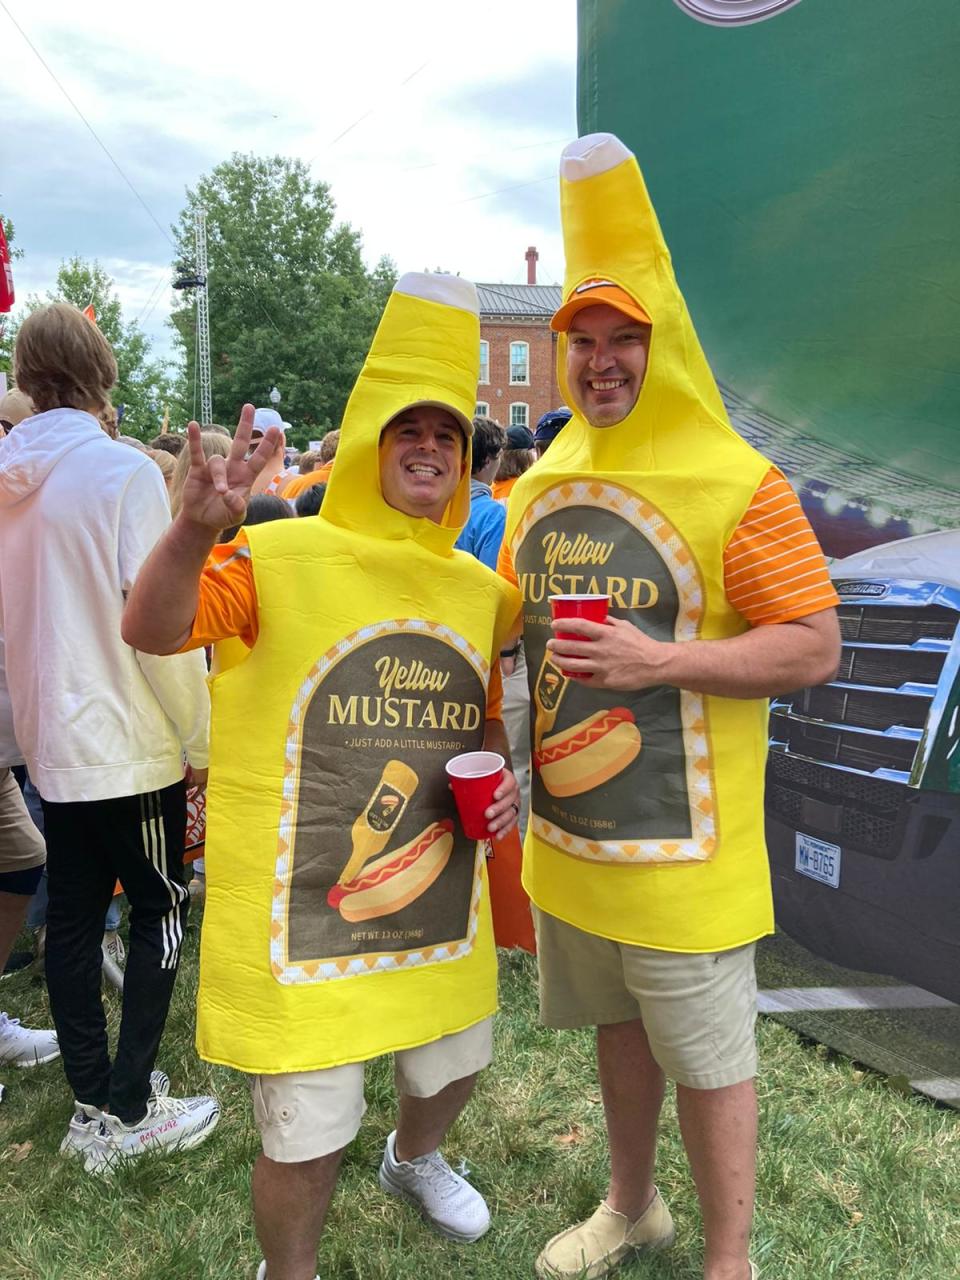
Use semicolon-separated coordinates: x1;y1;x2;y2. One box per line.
0;133;842;1280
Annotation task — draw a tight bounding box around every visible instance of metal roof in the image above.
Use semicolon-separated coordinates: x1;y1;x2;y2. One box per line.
476;283;562;318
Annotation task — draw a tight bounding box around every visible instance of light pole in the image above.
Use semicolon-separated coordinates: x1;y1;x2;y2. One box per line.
269;386;281;412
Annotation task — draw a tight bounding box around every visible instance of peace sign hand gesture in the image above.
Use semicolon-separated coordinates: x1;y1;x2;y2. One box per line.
178;404;283;532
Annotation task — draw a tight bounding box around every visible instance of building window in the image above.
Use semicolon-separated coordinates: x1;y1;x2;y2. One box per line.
474;402;489;417
509;341;529;384
509;403;528;429
478;340;489;385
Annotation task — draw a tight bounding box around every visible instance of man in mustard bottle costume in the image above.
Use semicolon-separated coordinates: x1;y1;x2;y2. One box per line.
499;135;842;1280
124;273;521;1280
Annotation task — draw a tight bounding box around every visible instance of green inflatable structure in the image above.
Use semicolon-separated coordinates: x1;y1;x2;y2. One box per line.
577;0;960;1005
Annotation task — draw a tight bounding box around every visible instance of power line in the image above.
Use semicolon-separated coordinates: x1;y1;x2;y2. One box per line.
308;60;429;163
398;137;569;174
133;269;170;328
452;175;554;206
0;1;177;252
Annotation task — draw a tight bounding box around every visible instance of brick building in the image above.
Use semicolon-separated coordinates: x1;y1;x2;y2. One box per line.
475;247;564;432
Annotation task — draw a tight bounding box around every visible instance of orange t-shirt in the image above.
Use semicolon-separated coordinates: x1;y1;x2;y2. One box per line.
498;466;839;626
183;530;504;718
281;467;332;500
491;476;520;503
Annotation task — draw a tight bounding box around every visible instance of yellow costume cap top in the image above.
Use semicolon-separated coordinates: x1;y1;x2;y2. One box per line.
199;273;519;1074
504;134;775;953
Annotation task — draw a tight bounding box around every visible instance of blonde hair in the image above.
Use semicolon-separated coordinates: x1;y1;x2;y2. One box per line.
169;431;231;517
148;448;176;489
297;450;319;475
496;447;535;481
99;402;119;439
13;303;117;415
319;429;340;463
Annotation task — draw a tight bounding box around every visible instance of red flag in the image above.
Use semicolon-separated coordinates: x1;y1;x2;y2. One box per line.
0;221;14;314
82;304;96;324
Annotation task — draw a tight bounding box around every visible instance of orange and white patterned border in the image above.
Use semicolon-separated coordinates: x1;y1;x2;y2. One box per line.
271;618;489;984
514;480;718;864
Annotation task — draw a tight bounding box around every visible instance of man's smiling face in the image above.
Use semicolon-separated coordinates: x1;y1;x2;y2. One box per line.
566;303;652;428
378;405;467;522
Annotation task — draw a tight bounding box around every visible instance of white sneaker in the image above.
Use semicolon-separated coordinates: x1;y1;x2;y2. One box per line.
0;1012;59;1067
60;1070;171;1161
101;930;126;992
378;1130;490;1242
85;1090;220;1173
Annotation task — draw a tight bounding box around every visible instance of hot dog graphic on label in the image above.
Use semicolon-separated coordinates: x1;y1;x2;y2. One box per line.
534;707;643;798
327;820;455;923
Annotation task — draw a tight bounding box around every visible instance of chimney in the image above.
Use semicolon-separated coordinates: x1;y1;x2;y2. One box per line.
525;245;539;285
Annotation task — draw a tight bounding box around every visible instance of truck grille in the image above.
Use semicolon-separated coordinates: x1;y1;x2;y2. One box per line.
835;645;943;689
769;600;958;780
839;604;958;645
769;711;918;773
766;751;902;857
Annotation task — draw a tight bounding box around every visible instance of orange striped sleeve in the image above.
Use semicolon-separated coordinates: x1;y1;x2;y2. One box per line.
724;467;840;625
178;530;259;651
486;660;504;721
497;536;519;588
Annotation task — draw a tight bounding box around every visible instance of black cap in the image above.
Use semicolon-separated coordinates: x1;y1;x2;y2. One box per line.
505;425;535;450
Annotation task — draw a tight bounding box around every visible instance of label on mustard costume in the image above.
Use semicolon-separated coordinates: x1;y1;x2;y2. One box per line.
518;482;711;859
197;272;520;1075
273;620;489;978
506;135;775;953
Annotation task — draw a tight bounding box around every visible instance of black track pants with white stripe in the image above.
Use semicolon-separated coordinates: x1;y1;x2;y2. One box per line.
42;780;189;1124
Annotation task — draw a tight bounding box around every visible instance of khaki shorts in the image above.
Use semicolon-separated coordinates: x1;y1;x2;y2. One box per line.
0;768;45;876
252;1017;493;1163
535;910;757;1090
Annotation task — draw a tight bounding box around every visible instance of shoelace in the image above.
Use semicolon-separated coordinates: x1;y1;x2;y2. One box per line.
148;1094;202;1119
0;1015;31;1039
413;1152;462;1201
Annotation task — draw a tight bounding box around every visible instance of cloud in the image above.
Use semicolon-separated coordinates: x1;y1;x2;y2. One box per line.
444;60;575;134
1;0;579;360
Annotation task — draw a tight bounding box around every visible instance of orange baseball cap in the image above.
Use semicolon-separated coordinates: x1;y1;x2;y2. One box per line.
550;279;651;332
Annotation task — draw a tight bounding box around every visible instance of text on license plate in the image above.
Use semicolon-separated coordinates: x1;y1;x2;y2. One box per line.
795;832;841;889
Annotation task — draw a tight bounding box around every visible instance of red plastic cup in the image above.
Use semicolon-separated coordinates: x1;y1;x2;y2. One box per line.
549;593;610;639
445;751;505;840
550;595;610;678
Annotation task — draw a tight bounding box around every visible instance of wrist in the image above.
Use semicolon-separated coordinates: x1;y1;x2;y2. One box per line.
168;514;221;561
652;638;688;689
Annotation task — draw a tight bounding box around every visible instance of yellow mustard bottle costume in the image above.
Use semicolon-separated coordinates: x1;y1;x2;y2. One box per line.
505;134;775;953
199;274;520;1074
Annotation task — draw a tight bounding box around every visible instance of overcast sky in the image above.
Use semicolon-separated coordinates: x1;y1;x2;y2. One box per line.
2;0;578;365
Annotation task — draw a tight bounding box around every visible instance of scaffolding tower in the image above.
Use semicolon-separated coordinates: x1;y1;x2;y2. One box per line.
194;211;212;426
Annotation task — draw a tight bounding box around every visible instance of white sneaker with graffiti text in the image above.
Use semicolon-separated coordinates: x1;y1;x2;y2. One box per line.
61;1069;171;1161
85;1090;220;1173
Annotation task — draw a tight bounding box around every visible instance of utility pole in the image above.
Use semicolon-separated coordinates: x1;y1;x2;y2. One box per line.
195;211;212;426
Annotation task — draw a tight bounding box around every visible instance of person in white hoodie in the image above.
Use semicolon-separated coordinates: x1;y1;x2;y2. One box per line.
0;303;219;1170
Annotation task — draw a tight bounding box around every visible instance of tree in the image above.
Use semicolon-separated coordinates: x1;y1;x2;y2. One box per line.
1;255;173;439
0;218;23;367
170;154;396;440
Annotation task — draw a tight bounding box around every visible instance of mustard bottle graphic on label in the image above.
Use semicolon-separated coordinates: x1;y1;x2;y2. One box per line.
533;652;569;752
337;760;419;886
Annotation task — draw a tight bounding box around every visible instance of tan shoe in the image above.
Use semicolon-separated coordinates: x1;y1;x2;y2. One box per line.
534;1191;675;1280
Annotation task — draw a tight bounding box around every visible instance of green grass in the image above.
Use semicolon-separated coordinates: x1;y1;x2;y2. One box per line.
1;921;957;1280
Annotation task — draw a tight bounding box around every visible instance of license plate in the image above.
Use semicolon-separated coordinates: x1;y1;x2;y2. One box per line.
795;832;841;888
